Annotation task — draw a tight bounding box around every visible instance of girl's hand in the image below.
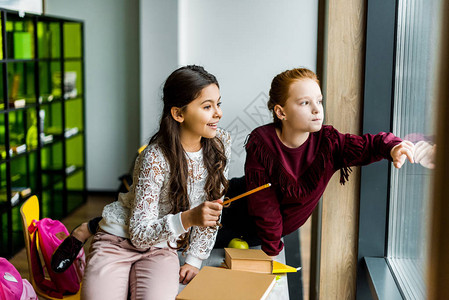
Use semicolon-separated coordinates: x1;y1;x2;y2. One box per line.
390;141;415;168
181;199;223;229
179;263;199;285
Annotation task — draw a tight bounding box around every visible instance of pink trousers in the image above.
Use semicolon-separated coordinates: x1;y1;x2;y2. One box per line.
81;231;180;300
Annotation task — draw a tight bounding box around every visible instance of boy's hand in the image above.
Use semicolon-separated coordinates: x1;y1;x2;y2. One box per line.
390;141;415;168
179;263;199;285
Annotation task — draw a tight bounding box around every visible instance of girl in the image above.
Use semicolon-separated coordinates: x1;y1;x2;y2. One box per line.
81;65;231;300
239;67;414;256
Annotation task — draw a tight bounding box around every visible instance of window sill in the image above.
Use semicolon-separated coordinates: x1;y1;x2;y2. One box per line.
364;257;402;300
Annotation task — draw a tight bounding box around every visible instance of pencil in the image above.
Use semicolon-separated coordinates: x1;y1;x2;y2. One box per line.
222;183;271;206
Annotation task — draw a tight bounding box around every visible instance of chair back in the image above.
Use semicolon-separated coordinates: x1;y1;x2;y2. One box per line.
20;195;39;288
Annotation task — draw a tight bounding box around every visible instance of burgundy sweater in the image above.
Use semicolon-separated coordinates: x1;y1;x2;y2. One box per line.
244;124;402;256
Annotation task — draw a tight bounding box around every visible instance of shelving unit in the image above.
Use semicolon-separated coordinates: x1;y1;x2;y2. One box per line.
0;9;86;258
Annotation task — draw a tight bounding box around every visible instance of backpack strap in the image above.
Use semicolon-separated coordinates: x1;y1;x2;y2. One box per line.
28;221;64;299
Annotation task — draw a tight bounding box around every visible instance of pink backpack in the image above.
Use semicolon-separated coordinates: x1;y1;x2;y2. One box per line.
28;218;85;298
0;257;37;300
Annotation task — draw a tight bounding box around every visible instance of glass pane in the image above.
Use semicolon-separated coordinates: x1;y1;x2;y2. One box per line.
41;140;63;218
0;113;6;160
25;108;38;151
11;206;24;253
66;133;84;213
0;162;7;207
0;64;4;110
10;153;36;205
39;61;62;103
37;21;61;59
5;15;35;60
66;134;83;169
9;108;36;157
63;22;82;58
65;98;83;131
41;184;63;219
0;15;3;59
41;140;63;173
40;101;63;138
0;207;24;256
67;171;84;212
9;110;27;157
0;211;10;256
387;0;441;299
7;62;36;107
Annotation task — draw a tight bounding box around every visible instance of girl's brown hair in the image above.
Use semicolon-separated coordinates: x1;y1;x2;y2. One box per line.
148;65;228;252
267;67;320;128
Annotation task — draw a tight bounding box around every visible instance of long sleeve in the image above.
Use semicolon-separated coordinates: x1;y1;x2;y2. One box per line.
129;146;187;249
334;130;402;171
245;148;284;256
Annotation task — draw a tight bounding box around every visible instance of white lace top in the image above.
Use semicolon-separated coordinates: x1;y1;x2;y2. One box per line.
99;128;231;269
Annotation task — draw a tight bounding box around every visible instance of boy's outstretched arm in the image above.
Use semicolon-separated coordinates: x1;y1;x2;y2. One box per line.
390;140;415;168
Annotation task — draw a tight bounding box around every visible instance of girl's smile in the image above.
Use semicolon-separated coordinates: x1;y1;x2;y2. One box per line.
176;84;222;151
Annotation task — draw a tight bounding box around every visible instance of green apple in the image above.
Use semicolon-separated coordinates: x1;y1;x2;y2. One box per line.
227;238;249;249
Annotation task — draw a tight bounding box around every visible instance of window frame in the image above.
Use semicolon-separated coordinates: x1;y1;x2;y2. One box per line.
356;0;405;298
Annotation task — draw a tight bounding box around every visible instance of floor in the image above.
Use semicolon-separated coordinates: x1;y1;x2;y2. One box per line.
8;194;312;299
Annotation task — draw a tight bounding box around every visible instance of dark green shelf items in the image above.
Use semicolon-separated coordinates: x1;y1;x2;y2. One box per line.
0;9;86;258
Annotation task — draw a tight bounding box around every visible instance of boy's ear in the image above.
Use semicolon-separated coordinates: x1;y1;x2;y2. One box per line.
274;105;285;120
171;107;184;123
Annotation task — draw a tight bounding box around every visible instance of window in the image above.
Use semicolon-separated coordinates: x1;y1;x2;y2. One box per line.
357;0;443;299
387;0;440;298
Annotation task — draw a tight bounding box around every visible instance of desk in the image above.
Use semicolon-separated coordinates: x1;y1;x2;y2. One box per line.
178;247;290;300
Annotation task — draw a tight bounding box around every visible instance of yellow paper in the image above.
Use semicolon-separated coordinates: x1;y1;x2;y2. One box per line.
272;261;298;273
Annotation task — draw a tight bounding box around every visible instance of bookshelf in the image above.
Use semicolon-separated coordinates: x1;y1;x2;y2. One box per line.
0;9;86;258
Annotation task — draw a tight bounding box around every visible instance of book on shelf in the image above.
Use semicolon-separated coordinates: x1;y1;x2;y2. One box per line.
64;127;79;138
224;248;273;274
65;165;77;175
11;192;20;206
176;266;276;300
9;99;26;108
12;187;32;199
11;144;27;155
41;134;54;144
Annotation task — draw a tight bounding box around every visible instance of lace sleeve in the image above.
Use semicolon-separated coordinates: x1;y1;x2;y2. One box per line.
185;128;232;261
128;145;180;249
186;225;220;261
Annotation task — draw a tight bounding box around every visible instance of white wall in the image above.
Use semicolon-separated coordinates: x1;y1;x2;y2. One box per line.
45;0;318;188
139;0;179;144
45;0;140;190
178;0;318;177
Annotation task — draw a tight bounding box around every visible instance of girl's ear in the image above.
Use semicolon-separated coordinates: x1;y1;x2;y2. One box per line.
274;104;285;120
171;107;184;123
